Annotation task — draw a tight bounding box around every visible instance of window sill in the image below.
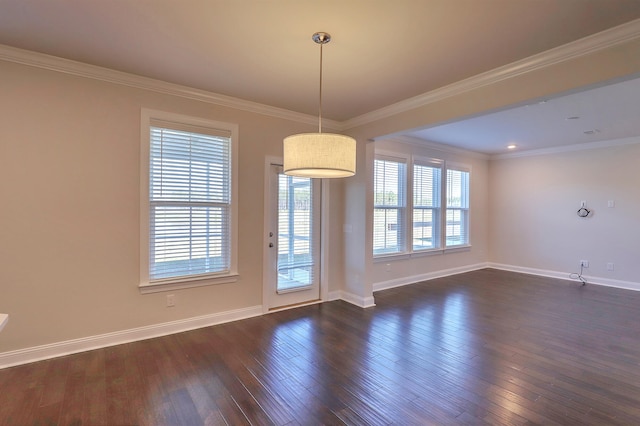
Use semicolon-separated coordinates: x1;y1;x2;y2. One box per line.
410;249;445;258
374;248;443;262
444;244;472;253
373;245;472;263
139;273;239;294
373;253;411;263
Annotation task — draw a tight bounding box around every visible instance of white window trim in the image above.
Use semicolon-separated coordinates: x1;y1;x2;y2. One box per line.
139;108;239;294
443;245;472;253
373;152;471;261
373;152;409;257
444;162;471;250
412;155;443;253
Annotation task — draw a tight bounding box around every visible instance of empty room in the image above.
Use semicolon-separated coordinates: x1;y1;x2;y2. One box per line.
1;1;640;424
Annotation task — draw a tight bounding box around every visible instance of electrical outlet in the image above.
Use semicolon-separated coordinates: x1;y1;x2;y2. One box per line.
607;263;614;271
580;260;589;268
166;294;175;307
385;263;391;272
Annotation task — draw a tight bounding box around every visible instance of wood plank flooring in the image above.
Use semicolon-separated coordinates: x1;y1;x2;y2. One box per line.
2;268;640;425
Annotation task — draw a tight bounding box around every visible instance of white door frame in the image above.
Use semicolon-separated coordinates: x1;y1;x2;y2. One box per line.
263;156;330;313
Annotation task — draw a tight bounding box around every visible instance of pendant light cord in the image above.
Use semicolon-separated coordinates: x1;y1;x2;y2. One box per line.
318;41;323;133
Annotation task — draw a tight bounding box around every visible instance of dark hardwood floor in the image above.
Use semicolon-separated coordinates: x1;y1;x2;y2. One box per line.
2;268;640;425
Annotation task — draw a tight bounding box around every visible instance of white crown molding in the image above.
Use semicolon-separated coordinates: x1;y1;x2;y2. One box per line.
382;135;490;160
491;135;640;160
0;44;343;130
342;19;640;131
1;19;639;134
0;305;263;369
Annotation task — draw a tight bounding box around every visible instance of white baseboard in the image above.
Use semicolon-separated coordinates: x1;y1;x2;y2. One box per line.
373;262;489;292
488;263;640;292
326;289;376;308
341;291;376;308
0;287;379;369
9;262;635;370
326;290;342;301
0;286;378;369
0;305;263;370
371;261;640;294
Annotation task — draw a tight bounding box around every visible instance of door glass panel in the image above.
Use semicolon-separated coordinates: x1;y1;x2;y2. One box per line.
277;174;315;292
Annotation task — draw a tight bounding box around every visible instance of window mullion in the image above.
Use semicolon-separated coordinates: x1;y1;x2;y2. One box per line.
406;158;413;254
444;166;470;247
411;159;442;251
440;167;447;249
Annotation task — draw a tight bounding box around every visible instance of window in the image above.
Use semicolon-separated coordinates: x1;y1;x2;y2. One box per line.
373;157;406;255
373;152;470;258
140;110;238;291
446;166;470;247
413;160;441;251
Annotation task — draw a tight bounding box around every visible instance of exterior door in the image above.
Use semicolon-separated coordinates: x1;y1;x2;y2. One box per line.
265;164;321;310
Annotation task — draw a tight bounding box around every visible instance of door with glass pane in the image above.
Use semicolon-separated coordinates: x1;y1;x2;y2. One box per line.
266;164;321;310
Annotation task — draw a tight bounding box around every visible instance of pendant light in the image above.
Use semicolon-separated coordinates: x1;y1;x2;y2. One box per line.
283;32;356;178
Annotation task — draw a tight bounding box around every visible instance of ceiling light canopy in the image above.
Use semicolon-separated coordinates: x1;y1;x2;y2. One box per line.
283;32;356;178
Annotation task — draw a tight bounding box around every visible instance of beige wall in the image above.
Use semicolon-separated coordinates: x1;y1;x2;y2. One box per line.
340;35;640;304
368;139;490;289
0;60;346;352
2;32;640;357
489;140;640;286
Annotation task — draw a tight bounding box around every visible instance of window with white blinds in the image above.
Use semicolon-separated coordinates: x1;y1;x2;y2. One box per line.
140;110;238;288
373;157;406;255
413;160;441;251
445;167;470;247
373;152;470;258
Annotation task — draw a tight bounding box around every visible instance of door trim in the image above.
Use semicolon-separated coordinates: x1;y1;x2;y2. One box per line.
263;156;330;313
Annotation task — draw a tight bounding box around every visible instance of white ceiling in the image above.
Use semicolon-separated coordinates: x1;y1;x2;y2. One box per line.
408;76;640;155
2;0;640;154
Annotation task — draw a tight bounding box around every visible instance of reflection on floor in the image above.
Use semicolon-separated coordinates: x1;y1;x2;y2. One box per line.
2;268;640;424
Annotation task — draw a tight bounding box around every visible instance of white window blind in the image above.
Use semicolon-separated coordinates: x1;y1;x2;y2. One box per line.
413;161;441;250
373;157;406;256
149;121;232;281
445;167;470;247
